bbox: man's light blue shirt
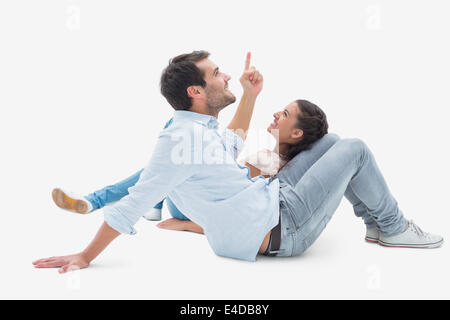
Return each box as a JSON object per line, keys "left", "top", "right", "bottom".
{"left": 104, "top": 110, "right": 280, "bottom": 261}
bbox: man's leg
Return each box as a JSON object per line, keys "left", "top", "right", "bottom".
{"left": 53, "top": 169, "right": 188, "bottom": 221}
{"left": 85, "top": 169, "right": 145, "bottom": 210}
{"left": 53, "top": 118, "right": 177, "bottom": 215}
{"left": 166, "top": 198, "right": 189, "bottom": 221}
{"left": 53, "top": 169, "right": 165, "bottom": 216}
{"left": 277, "top": 133, "right": 378, "bottom": 231}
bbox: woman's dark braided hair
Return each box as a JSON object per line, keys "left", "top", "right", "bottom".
{"left": 282, "top": 99, "right": 329, "bottom": 162}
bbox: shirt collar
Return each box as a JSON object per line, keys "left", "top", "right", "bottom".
{"left": 173, "top": 110, "right": 219, "bottom": 129}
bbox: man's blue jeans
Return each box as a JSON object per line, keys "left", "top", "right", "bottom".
{"left": 274, "top": 134, "right": 407, "bottom": 257}
{"left": 84, "top": 117, "right": 188, "bottom": 220}
{"left": 84, "top": 169, "right": 189, "bottom": 220}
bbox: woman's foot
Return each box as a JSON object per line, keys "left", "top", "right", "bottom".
{"left": 52, "top": 188, "right": 93, "bottom": 214}
{"left": 365, "top": 227, "right": 379, "bottom": 243}
{"left": 378, "top": 220, "right": 443, "bottom": 249}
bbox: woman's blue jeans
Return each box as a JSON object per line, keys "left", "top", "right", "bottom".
{"left": 85, "top": 132, "right": 407, "bottom": 257}
{"left": 274, "top": 134, "right": 407, "bottom": 257}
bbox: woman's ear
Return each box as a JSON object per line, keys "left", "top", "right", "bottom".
{"left": 291, "top": 128, "right": 304, "bottom": 140}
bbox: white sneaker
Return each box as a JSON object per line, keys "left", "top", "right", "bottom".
{"left": 143, "top": 208, "right": 162, "bottom": 221}
{"left": 378, "top": 220, "right": 443, "bottom": 249}
{"left": 365, "top": 227, "right": 379, "bottom": 243}
{"left": 52, "top": 188, "right": 93, "bottom": 214}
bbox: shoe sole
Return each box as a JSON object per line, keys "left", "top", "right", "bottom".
{"left": 365, "top": 237, "right": 379, "bottom": 244}
{"left": 52, "top": 188, "right": 88, "bottom": 214}
{"left": 378, "top": 239, "right": 443, "bottom": 249}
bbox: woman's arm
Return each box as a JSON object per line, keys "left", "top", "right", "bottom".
{"left": 245, "top": 162, "right": 269, "bottom": 178}
{"left": 157, "top": 163, "right": 267, "bottom": 234}
{"left": 33, "top": 221, "right": 120, "bottom": 273}
{"left": 227, "top": 52, "right": 263, "bottom": 140}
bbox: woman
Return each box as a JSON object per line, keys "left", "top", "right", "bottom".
{"left": 51, "top": 99, "right": 443, "bottom": 252}
{"left": 36, "top": 50, "right": 443, "bottom": 276}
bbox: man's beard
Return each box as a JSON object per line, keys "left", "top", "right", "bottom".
{"left": 205, "top": 86, "right": 236, "bottom": 116}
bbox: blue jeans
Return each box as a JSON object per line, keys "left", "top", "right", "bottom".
{"left": 85, "top": 169, "right": 189, "bottom": 220}
{"left": 84, "top": 117, "right": 188, "bottom": 220}
{"left": 275, "top": 134, "right": 407, "bottom": 257}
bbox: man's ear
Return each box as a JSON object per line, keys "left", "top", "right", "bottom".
{"left": 187, "top": 85, "right": 204, "bottom": 99}
{"left": 291, "top": 128, "right": 304, "bottom": 140}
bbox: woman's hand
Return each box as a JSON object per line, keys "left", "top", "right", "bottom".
{"left": 157, "top": 218, "right": 204, "bottom": 234}
{"left": 240, "top": 52, "right": 263, "bottom": 97}
{"left": 33, "top": 253, "right": 90, "bottom": 274}
{"left": 157, "top": 218, "right": 189, "bottom": 231}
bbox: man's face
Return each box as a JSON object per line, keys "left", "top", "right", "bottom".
{"left": 195, "top": 59, "right": 236, "bottom": 113}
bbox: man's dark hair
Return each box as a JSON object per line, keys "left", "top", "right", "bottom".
{"left": 160, "top": 50, "right": 210, "bottom": 110}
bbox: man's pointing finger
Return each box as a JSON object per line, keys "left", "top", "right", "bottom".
{"left": 245, "top": 52, "right": 251, "bottom": 70}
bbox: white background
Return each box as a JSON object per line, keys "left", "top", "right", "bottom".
{"left": 1, "top": 0, "right": 449, "bottom": 299}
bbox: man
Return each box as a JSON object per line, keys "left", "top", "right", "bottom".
{"left": 33, "top": 51, "right": 442, "bottom": 273}
{"left": 34, "top": 51, "right": 274, "bottom": 273}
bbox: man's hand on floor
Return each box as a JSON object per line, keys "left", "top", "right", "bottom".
{"left": 33, "top": 253, "right": 90, "bottom": 274}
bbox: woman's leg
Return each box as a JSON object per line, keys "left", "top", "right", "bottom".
{"left": 276, "top": 134, "right": 340, "bottom": 186}
{"left": 277, "top": 133, "right": 378, "bottom": 229}
{"left": 279, "top": 138, "right": 408, "bottom": 256}
{"left": 344, "top": 186, "right": 378, "bottom": 229}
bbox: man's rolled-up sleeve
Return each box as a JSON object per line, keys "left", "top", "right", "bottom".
{"left": 104, "top": 129, "right": 197, "bottom": 235}
{"left": 221, "top": 128, "right": 245, "bottom": 160}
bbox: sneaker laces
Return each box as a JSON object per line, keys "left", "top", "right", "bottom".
{"left": 409, "top": 220, "right": 430, "bottom": 238}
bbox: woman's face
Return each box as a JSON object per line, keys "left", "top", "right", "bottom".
{"left": 267, "top": 101, "right": 304, "bottom": 144}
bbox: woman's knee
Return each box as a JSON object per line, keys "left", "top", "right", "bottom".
{"left": 340, "top": 138, "right": 369, "bottom": 157}
{"left": 316, "top": 133, "right": 340, "bottom": 149}
{"left": 324, "top": 133, "right": 340, "bottom": 143}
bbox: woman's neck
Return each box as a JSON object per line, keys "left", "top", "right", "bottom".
{"left": 273, "top": 143, "right": 289, "bottom": 158}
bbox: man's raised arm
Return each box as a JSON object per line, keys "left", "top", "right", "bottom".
{"left": 227, "top": 52, "right": 264, "bottom": 140}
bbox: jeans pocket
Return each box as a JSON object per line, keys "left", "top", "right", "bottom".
{"left": 291, "top": 232, "right": 306, "bottom": 256}
{"left": 284, "top": 196, "right": 311, "bottom": 231}
{"left": 282, "top": 175, "right": 329, "bottom": 230}
{"left": 298, "top": 175, "right": 328, "bottom": 214}
{"left": 302, "top": 216, "right": 329, "bottom": 253}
